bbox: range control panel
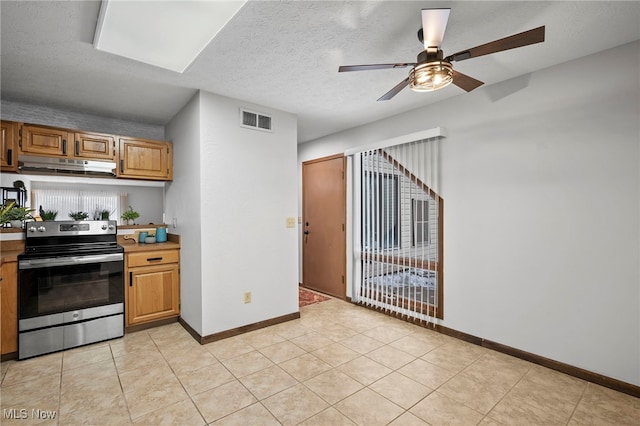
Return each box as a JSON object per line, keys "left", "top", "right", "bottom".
{"left": 26, "top": 220, "right": 117, "bottom": 238}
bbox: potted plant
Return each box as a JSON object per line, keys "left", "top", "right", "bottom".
{"left": 121, "top": 206, "right": 140, "bottom": 225}
{"left": 69, "top": 211, "right": 89, "bottom": 220}
{"left": 39, "top": 205, "right": 58, "bottom": 221}
{"left": 1, "top": 202, "right": 35, "bottom": 228}
{"left": 93, "top": 208, "right": 112, "bottom": 220}
{"left": 0, "top": 201, "right": 17, "bottom": 226}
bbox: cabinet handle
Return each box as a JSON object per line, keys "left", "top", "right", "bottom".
{"left": 147, "top": 257, "right": 163, "bottom": 262}
{"left": 120, "top": 159, "right": 124, "bottom": 173}
{"left": 129, "top": 271, "right": 132, "bottom": 286}
{"left": 75, "top": 140, "right": 80, "bottom": 156}
{"left": 7, "top": 149, "right": 12, "bottom": 165}
{"left": 62, "top": 139, "right": 67, "bottom": 155}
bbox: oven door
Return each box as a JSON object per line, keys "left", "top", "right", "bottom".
{"left": 18, "top": 253, "right": 124, "bottom": 327}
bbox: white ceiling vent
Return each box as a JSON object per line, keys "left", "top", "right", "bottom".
{"left": 240, "top": 109, "right": 272, "bottom": 132}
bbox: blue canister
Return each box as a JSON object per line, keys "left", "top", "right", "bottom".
{"left": 156, "top": 227, "right": 167, "bottom": 243}
{"left": 138, "top": 232, "right": 148, "bottom": 243}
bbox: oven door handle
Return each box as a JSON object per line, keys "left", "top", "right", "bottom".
{"left": 19, "top": 253, "right": 124, "bottom": 269}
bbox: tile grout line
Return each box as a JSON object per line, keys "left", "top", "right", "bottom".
{"left": 565, "top": 380, "right": 589, "bottom": 425}
{"left": 10, "top": 300, "right": 637, "bottom": 425}
{"left": 330, "top": 323, "right": 495, "bottom": 425}
{"left": 108, "top": 335, "right": 135, "bottom": 424}
{"left": 233, "top": 335, "right": 311, "bottom": 425}
{"left": 436, "top": 351, "right": 504, "bottom": 423}
{"left": 481, "top": 361, "right": 534, "bottom": 424}
{"left": 55, "top": 355, "right": 62, "bottom": 426}
{"left": 149, "top": 330, "right": 210, "bottom": 425}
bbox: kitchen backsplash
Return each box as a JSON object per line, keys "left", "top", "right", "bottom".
{"left": 1, "top": 174, "right": 164, "bottom": 226}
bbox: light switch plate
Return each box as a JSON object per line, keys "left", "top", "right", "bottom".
{"left": 286, "top": 217, "right": 296, "bottom": 228}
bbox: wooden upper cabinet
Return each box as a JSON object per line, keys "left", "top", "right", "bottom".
{"left": 1, "top": 120, "right": 18, "bottom": 172}
{"left": 118, "top": 137, "right": 173, "bottom": 181}
{"left": 12, "top": 121, "right": 172, "bottom": 181}
{"left": 21, "top": 124, "right": 116, "bottom": 161}
{"left": 74, "top": 131, "right": 116, "bottom": 160}
{"left": 20, "top": 124, "right": 71, "bottom": 157}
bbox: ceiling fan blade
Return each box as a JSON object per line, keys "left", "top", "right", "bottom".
{"left": 452, "top": 70, "right": 484, "bottom": 92}
{"left": 446, "top": 26, "right": 545, "bottom": 62}
{"left": 339, "top": 63, "right": 415, "bottom": 72}
{"left": 377, "top": 77, "right": 410, "bottom": 101}
{"left": 421, "top": 8, "right": 450, "bottom": 49}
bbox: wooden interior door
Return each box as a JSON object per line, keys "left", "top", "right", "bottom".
{"left": 302, "top": 154, "right": 346, "bottom": 298}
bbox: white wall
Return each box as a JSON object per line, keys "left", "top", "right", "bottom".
{"left": 165, "top": 93, "right": 203, "bottom": 333}
{"left": 166, "top": 91, "right": 299, "bottom": 337}
{"left": 298, "top": 41, "right": 640, "bottom": 386}
{"left": 198, "top": 92, "right": 299, "bottom": 336}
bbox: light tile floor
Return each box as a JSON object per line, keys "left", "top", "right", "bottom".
{"left": 1, "top": 298, "right": 639, "bottom": 425}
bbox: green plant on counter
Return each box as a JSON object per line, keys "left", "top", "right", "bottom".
{"left": 1, "top": 202, "right": 35, "bottom": 224}
{"left": 93, "top": 208, "right": 113, "bottom": 220}
{"left": 0, "top": 201, "right": 17, "bottom": 224}
{"left": 39, "top": 205, "right": 58, "bottom": 221}
{"left": 120, "top": 206, "right": 140, "bottom": 222}
{"left": 69, "top": 211, "right": 89, "bottom": 220}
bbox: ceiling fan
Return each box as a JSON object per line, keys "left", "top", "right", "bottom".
{"left": 338, "top": 9, "right": 545, "bottom": 101}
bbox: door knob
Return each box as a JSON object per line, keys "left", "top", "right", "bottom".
{"left": 304, "top": 230, "right": 309, "bottom": 235}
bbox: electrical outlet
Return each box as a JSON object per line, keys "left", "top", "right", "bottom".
{"left": 286, "top": 217, "right": 296, "bottom": 228}
{"left": 243, "top": 292, "right": 251, "bottom": 304}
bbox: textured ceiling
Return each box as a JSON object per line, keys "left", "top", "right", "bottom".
{"left": 1, "top": 1, "right": 639, "bottom": 143}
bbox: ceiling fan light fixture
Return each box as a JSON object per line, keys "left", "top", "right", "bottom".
{"left": 409, "top": 61, "right": 453, "bottom": 92}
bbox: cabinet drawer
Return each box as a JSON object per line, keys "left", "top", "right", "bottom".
{"left": 127, "top": 250, "right": 179, "bottom": 267}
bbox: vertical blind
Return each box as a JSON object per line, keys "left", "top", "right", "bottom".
{"left": 355, "top": 137, "right": 442, "bottom": 323}
{"left": 32, "top": 189, "right": 127, "bottom": 222}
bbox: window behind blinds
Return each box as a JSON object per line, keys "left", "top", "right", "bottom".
{"left": 32, "top": 189, "right": 127, "bottom": 222}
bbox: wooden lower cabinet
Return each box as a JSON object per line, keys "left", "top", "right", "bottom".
{"left": 126, "top": 249, "right": 180, "bottom": 326}
{"left": 1, "top": 261, "right": 18, "bottom": 355}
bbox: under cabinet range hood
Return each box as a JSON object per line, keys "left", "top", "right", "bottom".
{"left": 18, "top": 155, "right": 116, "bottom": 176}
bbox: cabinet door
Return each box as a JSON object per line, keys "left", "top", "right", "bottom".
{"left": 0, "top": 121, "right": 18, "bottom": 172}
{"left": 74, "top": 131, "right": 116, "bottom": 160}
{"left": 118, "top": 137, "right": 172, "bottom": 180}
{"left": 1, "top": 262, "right": 18, "bottom": 355}
{"left": 127, "top": 263, "right": 179, "bottom": 326}
{"left": 21, "top": 124, "right": 72, "bottom": 156}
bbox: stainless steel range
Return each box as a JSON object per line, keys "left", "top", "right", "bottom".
{"left": 18, "top": 220, "right": 124, "bottom": 359}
